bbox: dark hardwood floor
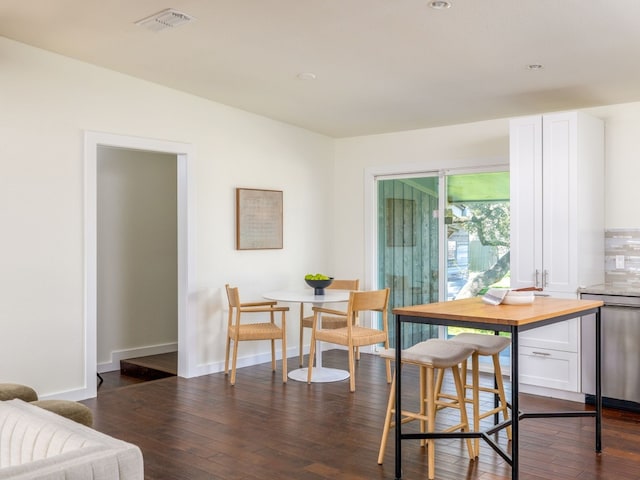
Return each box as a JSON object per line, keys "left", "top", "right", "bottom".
{"left": 82, "top": 350, "right": 640, "bottom": 480}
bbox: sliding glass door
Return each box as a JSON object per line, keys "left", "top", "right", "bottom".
{"left": 443, "top": 172, "right": 512, "bottom": 367}
{"left": 377, "top": 169, "right": 510, "bottom": 348}
{"left": 378, "top": 176, "right": 440, "bottom": 345}
{"left": 445, "top": 172, "right": 511, "bottom": 300}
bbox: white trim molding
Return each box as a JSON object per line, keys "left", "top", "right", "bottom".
{"left": 97, "top": 343, "right": 179, "bottom": 373}
{"left": 83, "top": 131, "right": 197, "bottom": 400}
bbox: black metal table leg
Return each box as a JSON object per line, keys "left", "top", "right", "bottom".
{"left": 395, "top": 313, "right": 403, "bottom": 480}
{"left": 595, "top": 307, "right": 602, "bottom": 453}
{"left": 511, "top": 326, "right": 519, "bottom": 480}
{"left": 494, "top": 330, "right": 500, "bottom": 425}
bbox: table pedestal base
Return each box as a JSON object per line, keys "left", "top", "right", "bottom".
{"left": 288, "top": 367, "right": 350, "bottom": 383}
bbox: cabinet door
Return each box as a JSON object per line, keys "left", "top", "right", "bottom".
{"left": 541, "top": 112, "right": 577, "bottom": 293}
{"left": 519, "top": 346, "right": 579, "bottom": 391}
{"left": 519, "top": 317, "right": 579, "bottom": 352}
{"left": 509, "top": 116, "right": 543, "bottom": 289}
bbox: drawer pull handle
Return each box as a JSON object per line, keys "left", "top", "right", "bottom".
{"left": 532, "top": 351, "right": 551, "bottom": 356}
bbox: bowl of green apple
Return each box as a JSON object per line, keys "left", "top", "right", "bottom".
{"left": 304, "top": 274, "right": 334, "bottom": 295}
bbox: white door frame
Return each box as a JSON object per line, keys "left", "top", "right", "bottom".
{"left": 83, "top": 131, "right": 197, "bottom": 399}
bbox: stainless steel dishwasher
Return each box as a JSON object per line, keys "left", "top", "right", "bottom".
{"left": 581, "top": 292, "right": 640, "bottom": 411}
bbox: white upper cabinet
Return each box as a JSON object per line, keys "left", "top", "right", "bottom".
{"left": 510, "top": 111, "right": 605, "bottom": 296}
{"left": 511, "top": 111, "right": 605, "bottom": 397}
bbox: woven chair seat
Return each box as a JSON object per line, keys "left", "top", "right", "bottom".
{"left": 380, "top": 339, "right": 475, "bottom": 369}
{"left": 229, "top": 322, "right": 284, "bottom": 341}
{"left": 449, "top": 332, "right": 510, "bottom": 355}
{"left": 315, "top": 325, "right": 388, "bottom": 347}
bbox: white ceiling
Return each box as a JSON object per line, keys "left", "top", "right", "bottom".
{"left": 2, "top": 0, "right": 640, "bottom": 138}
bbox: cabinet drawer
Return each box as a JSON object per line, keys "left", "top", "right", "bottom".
{"left": 519, "top": 317, "right": 579, "bottom": 352}
{"left": 518, "top": 347, "right": 579, "bottom": 391}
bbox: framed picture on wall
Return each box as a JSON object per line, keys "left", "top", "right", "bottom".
{"left": 236, "top": 188, "right": 283, "bottom": 250}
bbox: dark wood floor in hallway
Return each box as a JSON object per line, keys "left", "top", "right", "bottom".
{"left": 82, "top": 350, "right": 640, "bottom": 480}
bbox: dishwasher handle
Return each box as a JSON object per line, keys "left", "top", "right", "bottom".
{"left": 601, "top": 302, "right": 640, "bottom": 309}
{"left": 580, "top": 294, "right": 640, "bottom": 309}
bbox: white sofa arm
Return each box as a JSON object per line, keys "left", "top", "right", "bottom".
{"left": 0, "top": 399, "right": 143, "bottom": 479}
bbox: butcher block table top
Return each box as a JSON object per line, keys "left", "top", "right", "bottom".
{"left": 393, "top": 295, "right": 603, "bottom": 328}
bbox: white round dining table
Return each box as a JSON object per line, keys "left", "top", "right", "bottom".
{"left": 263, "top": 289, "right": 351, "bottom": 383}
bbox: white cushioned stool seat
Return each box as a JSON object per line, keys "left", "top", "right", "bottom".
{"left": 380, "top": 338, "right": 475, "bottom": 368}
{"left": 378, "top": 339, "right": 475, "bottom": 479}
{"left": 449, "top": 332, "right": 511, "bottom": 356}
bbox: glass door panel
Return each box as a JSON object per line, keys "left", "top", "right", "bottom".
{"left": 378, "top": 177, "right": 439, "bottom": 347}
{"left": 444, "top": 171, "right": 511, "bottom": 367}
{"left": 445, "top": 172, "right": 511, "bottom": 300}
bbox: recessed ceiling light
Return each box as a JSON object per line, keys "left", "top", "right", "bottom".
{"left": 135, "top": 8, "right": 195, "bottom": 32}
{"left": 429, "top": 1, "right": 452, "bottom": 9}
{"left": 527, "top": 64, "right": 544, "bottom": 70}
{"left": 297, "top": 72, "right": 317, "bottom": 81}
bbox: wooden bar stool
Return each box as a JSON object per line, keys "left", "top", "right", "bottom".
{"left": 377, "top": 339, "right": 476, "bottom": 480}
{"left": 435, "top": 332, "right": 511, "bottom": 456}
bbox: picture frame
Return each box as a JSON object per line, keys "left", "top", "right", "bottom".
{"left": 236, "top": 188, "right": 283, "bottom": 250}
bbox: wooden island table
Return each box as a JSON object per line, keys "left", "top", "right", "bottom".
{"left": 392, "top": 295, "right": 604, "bottom": 480}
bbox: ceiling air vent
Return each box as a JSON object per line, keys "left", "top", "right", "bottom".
{"left": 135, "top": 8, "right": 195, "bottom": 32}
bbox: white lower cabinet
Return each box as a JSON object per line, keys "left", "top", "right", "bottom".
{"left": 519, "top": 318, "right": 579, "bottom": 352}
{"left": 518, "top": 346, "right": 579, "bottom": 392}
{"left": 518, "top": 316, "right": 580, "bottom": 393}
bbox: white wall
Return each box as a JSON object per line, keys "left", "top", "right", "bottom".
{"left": 97, "top": 147, "right": 178, "bottom": 371}
{"left": 583, "top": 102, "right": 640, "bottom": 228}
{"left": 0, "top": 37, "right": 334, "bottom": 398}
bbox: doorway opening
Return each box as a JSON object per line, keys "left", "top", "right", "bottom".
{"left": 96, "top": 146, "right": 178, "bottom": 393}
{"left": 84, "top": 131, "right": 196, "bottom": 399}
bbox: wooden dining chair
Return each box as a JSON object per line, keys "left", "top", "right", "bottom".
{"left": 298, "top": 279, "right": 360, "bottom": 367}
{"left": 307, "top": 288, "right": 392, "bottom": 392}
{"left": 224, "top": 284, "right": 289, "bottom": 385}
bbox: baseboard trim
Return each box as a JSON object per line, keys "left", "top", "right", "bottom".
{"left": 519, "top": 383, "right": 584, "bottom": 403}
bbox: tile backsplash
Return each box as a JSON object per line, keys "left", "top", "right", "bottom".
{"left": 605, "top": 229, "right": 640, "bottom": 286}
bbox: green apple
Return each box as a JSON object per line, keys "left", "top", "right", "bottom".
{"left": 305, "top": 273, "right": 330, "bottom": 280}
